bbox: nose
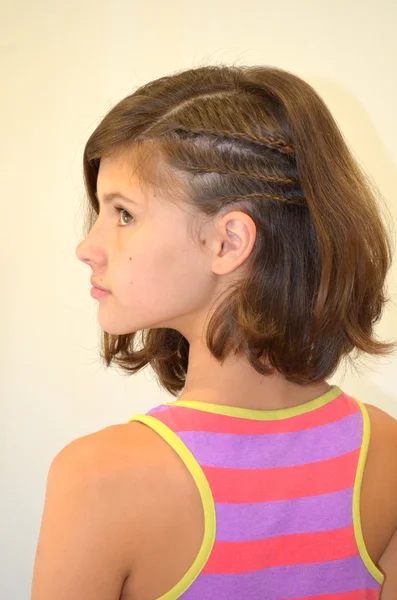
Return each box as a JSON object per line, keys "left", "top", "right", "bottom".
{"left": 75, "top": 231, "right": 102, "bottom": 267}
{"left": 75, "top": 237, "right": 89, "bottom": 263}
{"left": 75, "top": 215, "right": 108, "bottom": 269}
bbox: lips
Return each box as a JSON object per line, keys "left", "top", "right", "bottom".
{"left": 90, "top": 278, "right": 110, "bottom": 292}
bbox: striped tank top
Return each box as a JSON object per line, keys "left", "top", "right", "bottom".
{"left": 128, "top": 385, "right": 384, "bottom": 599}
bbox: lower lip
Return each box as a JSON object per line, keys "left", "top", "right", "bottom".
{"left": 90, "top": 286, "right": 110, "bottom": 299}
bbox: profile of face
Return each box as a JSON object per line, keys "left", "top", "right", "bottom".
{"left": 75, "top": 152, "right": 256, "bottom": 341}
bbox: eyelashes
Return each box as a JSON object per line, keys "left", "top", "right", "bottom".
{"left": 114, "top": 206, "right": 135, "bottom": 226}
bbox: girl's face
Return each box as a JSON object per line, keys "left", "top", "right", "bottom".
{"left": 76, "top": 152, "right": 217, "bottom": 340}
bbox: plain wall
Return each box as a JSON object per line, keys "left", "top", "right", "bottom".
{"left": 1, "top": 1, "right": 397, "bottom": 597}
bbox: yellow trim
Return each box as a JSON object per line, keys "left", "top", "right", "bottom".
{"left": 127, "top": 414, "right": 216, "bottom": 599}
{"left": 165, "top": 385, "right": 343, "bottom": 420}
{"left": 352, "top": 399, "right": 385, "bottom": 585}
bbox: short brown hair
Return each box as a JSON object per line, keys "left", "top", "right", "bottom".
{"left": 82, "top": 64, "right": 396, "bottom": 396}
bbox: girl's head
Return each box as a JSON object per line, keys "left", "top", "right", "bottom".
{"left": 76, "top": 64, "right": 396, "bottom": 395}
{"left": 78, "top": 146, "right": 248, "bottom": 342}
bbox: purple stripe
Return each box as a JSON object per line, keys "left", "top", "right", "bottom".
{"left": 146, "top": 405, "right": 169, "bottom": 416}
{"left": 215, "top": 487, "right": 353, "bottom": 541}
{"left": 180, "top": 555, "right": 380, "bottom": 599}
{"left": 177, "top": 411, "right": 362, "bottom": 469}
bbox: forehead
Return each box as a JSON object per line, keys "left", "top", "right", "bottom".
{"left": 96, "top": 152, "right": 150, "bottom": 201}
{"left": 96, "top": 147, "right": 195, "bottom": 214}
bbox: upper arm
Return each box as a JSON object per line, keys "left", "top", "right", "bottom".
{"left": 31, "top": 428, "right": 135, "bottom": 600}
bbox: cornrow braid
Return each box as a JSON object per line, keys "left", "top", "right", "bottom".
{"left": 215, "top": 192, "right": 306, "bottom": 206}
{"left": 174, "top": 127, "right": 295, "bottom": 155}
{"left": 193, "top": 167, "right": 299, "bottom": 185}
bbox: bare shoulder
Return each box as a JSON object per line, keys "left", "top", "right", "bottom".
{"left": 365, "top": 403, "right": 397, "bottom": 596}
{"left": 364, "top": 401, "right": 397, "bottom": 467}
{"left": 364, "top": 401, "right": 397, "bottom": 428}
{"left": 362, "top": 402, "right": 397, "bottom": 551}
{"left": 32, "top": 420, "right": 197, "bottom": 600}
{"left": 52, "top": 419, "right": 195, "bottom": 547}
{"left": 55, "top": 420, "right": 203, "bottom": 599}
{"left": 364, "top": 402, "right": 397, "bottom": 502}
{"left": 54, "top": 419, "right": 188, "bottom": 485}
{"left": 55, "top": 417, "right": 199, "bottom": 511}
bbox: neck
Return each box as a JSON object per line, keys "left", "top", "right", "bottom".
{"left": 178, "top": 338, "right": 332, "bottom": 411}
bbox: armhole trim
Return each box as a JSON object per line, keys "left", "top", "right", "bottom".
{"left": 128, "top": 414, "right": 217, "bottom": 600}
{"left": 352, "top": 399, "right": 385, "bottom": 585}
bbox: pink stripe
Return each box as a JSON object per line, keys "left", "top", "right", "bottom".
{"left": 203, "top": 448, "right": 359, "bottom": 502}
{"left": 150, "top": 391, "right": 358, "bottom": 435}
{"left": 290, "top": 591, "right": 380, "bottom": 600}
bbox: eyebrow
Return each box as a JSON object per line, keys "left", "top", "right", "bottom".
{"left": 95, "top": 192, "right": 139, "bottom": 206}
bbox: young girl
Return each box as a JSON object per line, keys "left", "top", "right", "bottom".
{"left": 31, "top": 64, "right": 397, "bottom": 599}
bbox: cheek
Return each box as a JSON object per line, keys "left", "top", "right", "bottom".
{"left": 124, "top": 236, "right": 211, "bottom": 309}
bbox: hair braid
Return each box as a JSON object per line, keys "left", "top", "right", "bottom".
{"left": 174, "top": 127, "right": 295, "bottom": 155}
{"left": 190, "top": 167, "right": 299, "bottom": 185}
{"left": 215, "top": 191, "right": 305, "bottom": 205}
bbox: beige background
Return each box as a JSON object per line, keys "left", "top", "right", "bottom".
{"left": 1, "top": 1, "right": 397, "bottom": 598}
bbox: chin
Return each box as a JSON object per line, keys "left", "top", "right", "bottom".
{"left": 97, "top": 319, "right": 137, "bottom": 336}
{"left": 97, "top": 309, "right": 175, "bottom": 335}
{"left": 99, "top": 318, "right": 159, "bottom": 336}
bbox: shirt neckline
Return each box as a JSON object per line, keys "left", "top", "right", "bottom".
{"left": 165, "top": 385, "right": 343, "bottom": 421}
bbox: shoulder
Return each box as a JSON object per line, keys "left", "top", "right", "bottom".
{"left": 45, "top": 421, "right": 164, "bottom": 550}
{"left": 42, "top": 420, "right": 186, "bottom": 557}
{"left": 51, "top": 415, "right": 195, "bottom": 511}
{"left": 363, "top": 402, "right": 397, "bottom": 476}
{"left": 363, "top": 402, "right": 397, "bottom": 531}
{"left": 51, "top": 418, "right": 182, "bottom": 489}
{"left": 32, "top": 420, "right": 189, "bottom": 599}
{"left": 364, "top": 404, "right": 397, "bottom": 595}
{"left": 363, "top": 401, "right": 397, "bottom": 457}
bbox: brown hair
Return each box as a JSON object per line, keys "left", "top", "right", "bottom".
{"left": 82, "top": 64, "right": 396, "bottom": 396}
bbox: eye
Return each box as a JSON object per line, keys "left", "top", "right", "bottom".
{"left": 114, "top": 206, "right": 134, "bottom": 226}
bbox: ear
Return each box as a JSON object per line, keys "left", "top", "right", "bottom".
{"left": 211, "top": 210, "right": 257, "bottom": 276}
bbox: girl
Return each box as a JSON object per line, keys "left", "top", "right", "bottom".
{"left": 32, "top": 64, "right": 397, "bottom": 599}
